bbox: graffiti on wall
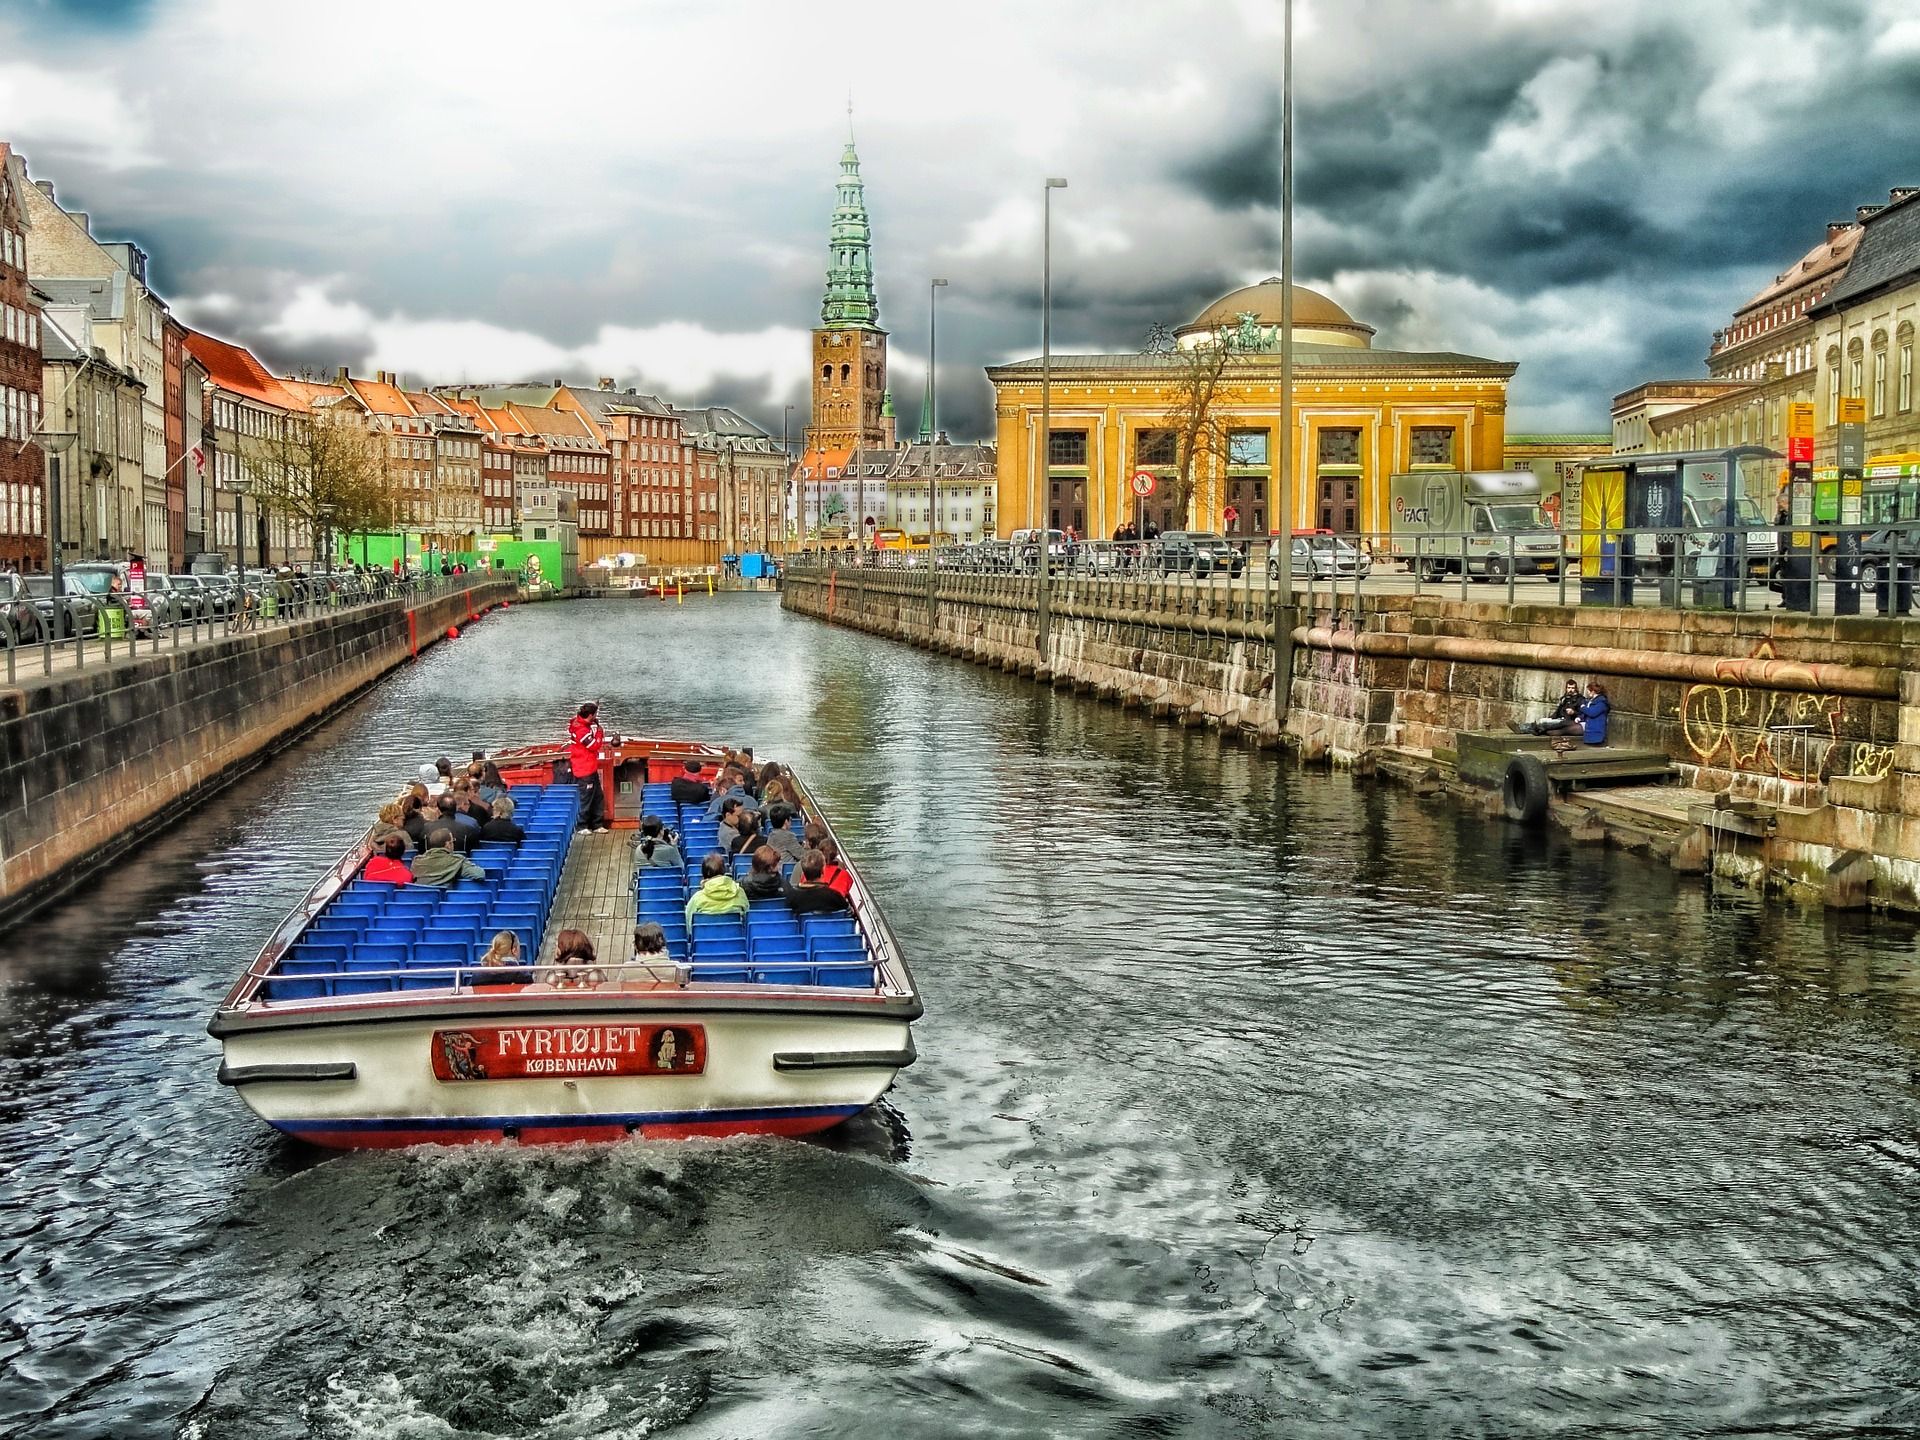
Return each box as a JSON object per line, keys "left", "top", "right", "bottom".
{"left": 1677, "top": 640, "right": 1888, "bottom": 783}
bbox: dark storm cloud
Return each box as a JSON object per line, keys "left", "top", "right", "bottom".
{"left": 1176, "top": 95, "right": 1280, "bottom": 210}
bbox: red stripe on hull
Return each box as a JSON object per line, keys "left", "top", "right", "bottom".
{"left": 284, "top": 1111, "right": 854, "bottom": 1150}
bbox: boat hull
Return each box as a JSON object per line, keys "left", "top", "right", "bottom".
{"left": 217, "top": 1003, "right": 913, "bottom": 1149}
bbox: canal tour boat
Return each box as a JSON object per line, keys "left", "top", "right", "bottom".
{"left": 208, "top": 738, "right": 921, "bottom": 1148}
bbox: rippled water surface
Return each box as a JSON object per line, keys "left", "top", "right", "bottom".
{"left": 3, "top": 595, "right": 1920, "bottom": 1438}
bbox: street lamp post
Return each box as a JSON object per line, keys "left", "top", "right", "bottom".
{"left": 1273, "top": 0, "right": 1295, "bottom": 724}
{"left": 40, "top": 431, "right": 78, "bottom": 639}
{"left": 318, "top": 502, "right": 338, "bottom": 578}
{"left": 1037, "top": 178, "right": 1066, "bottom": 657}
{"left": 230, "top": 472, "right": 252, "bottom": 582}
{"left": 927, "top": 277, "right": 948, "bottom": 614}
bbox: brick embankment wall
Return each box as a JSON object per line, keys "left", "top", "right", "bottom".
{"left": 0, "top": 581, "right": 514, "bottom": 927}
{"left": 783, "top": 569, "right": 1920, "bottom": 911}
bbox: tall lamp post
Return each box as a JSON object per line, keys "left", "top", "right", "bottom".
{"left": 40, "top": 430, "right": 78, "bottom": 639}
{"left": 1036, "top": 177, "right": 1067, "bottom": 656}
{"left": 230, "top": 471, "right": 252, "bottom": 582}
{"left": 1272, "top": 0, "right": 1295, "bottom": 723}
{"left": 927, "top": 276, "right": 948, "bottom": 612}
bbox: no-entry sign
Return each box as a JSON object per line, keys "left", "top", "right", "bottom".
{"left": 1130, "top": 470, "right": 1157, "bottom": 498}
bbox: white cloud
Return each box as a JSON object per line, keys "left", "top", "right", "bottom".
{"left": 0, "top": 62, "right": 150, "bottom": 167}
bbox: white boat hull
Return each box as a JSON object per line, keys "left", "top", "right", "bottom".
{"left": 217, "top": 1001, "right": 914, "bottom": 1148}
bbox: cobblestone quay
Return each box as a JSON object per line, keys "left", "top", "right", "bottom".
{"left": 783, "top": 564, "right": 1920, "bottom": 910}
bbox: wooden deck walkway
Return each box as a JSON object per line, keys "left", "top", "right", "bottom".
{"left": 538, "top": 831, "right": 637, "bottom": 966}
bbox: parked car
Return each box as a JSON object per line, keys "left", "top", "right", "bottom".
{"left": 1854, "top": 526, "right": 1920, "bottom": 592}
{"left": 23, "top": 574, "right": 102, "bottom": 637}
{"left": 1, "top": 572, "right": 46, "bottom": 643}
{"left": 1155, "top": 531, "right": 1245, "bottom": 578}
{"left": 1275, "top": 533, "right": 1374, "bottom": 580}
{"left": 168, "top": 574, "right": 217, "bottom": 619}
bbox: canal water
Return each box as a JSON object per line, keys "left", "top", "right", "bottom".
{"left": 3, "top": 595, "right": 1919, "bottom": 1438}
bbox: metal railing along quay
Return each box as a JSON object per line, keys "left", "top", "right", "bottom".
{"left": 784, "top": 524, "right": 1920, "bottom": 621}
{"left": 0, "top": 571, "right": 505, "bottom": 687}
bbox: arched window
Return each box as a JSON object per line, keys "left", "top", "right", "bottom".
{"left": 840, "top": 364, "right": 851, "bottom": 384}
{"left": 821, "top": 363, "right": 831, "bottom": 380}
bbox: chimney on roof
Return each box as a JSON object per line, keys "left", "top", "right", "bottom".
{"left": 335, "top": 366, "right": 349, "bottom": 384}
{"left": 1828, "top": 222, "right": 1853, "bottom": 241}
{"left": 597, "top": 377, "right": 614, "bottom": 390}
{"left": 1858, "top": 203, "right": 1885, "bottom": 223}
{"left": 552, "top": 378, "right": 563, "bottom": 388}
{"left": 1891, "top": 186, "right": 1920, "bottom": 205}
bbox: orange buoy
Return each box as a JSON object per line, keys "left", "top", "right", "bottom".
{"left": 446, "top": 625, "right": 460, "bottom": 640}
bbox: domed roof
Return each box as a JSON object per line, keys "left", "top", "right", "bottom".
{"left": 1176, "top": 276, "right": 1376, "bottom": 345}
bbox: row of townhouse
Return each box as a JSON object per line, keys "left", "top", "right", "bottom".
{"left": 0, "top": 144, "right": 790, "bottom": 576}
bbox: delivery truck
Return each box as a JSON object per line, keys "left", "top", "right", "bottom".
{"left": 1387, "top": 470, "right": 1562, "bottom": 580}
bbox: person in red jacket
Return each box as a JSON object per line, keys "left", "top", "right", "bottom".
{"left": 567, "top": 702, "right": 612, "bottom": 833}
{"left": 363, "top": 834, "right": 413, "bottom": 883}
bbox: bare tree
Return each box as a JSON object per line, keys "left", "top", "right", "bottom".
{"left": 246, "top": 405, "right": 392, "bottom": 562}
{"left": 1159, "top": 322, "right": 1244, "bottom": 527}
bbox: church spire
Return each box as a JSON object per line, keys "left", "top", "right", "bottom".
{"left": 821, "top": 134, "right": 880, "bottom": 329}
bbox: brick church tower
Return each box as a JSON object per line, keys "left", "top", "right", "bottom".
{"left": 804, "top": 135, "right": 892, "bottom": 454}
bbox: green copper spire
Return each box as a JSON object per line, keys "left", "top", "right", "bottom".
{"left": 821, "top": 137, "right": 880, "bottom": 329}
{"left": 881, "top": 388, "right": 895, "bottom": 418}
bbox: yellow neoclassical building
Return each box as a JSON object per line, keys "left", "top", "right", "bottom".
{"left": 988, "top": 278, "right": 1517, "bottom": 539}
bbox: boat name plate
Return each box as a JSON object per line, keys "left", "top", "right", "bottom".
{"left": 430, "top": 1023, "right": 707, "bottom": 1081}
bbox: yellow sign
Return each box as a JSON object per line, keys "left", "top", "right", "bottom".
{"left": 1787, "top": 402, "right": 1816, "bottom": 440}
{"left": 1791, "top": 530, "right": 1812, "bottom": 548}
{"left": 1842, "top": 478, "right": 1863, "bottom": 497}
{"left": 1838, "top": 396, "right": 1866, "bottom": 425}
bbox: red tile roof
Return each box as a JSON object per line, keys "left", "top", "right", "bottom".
{"left": 183, "top": 329, "right": 298, "bottom": 409}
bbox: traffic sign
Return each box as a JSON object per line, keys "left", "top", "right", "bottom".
{"left": 1838, "top": 396, "right": 1867, "bottom": 425}
{"left": 1787, "top": 401, "right": 1816, "bottom": 440}
{"left": 1787, "top": 435, "right": 1814, "bottom": 463}
{"left": 1130, "top": 470, "right": 1157, "bottom": 498}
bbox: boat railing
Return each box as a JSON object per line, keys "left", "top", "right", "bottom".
{"left": 255, "top": 956, "right": 889, "bottom": 1002}
{"left": 783, "top": 773, "right": 918, "bottom": 1003}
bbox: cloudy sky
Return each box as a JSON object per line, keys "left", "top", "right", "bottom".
{"left": 4, "top": 0, "right": 1918, "bottom": 440}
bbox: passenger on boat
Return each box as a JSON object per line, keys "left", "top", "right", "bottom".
{"left": 362, "top": 834, "right": 414, "bottom": 884}
{"left": 702, "top": 767, "right": 752, "bottom": 819}
{"left": 784, "top": 850, "right": 850, "bottom": 914}
{"left": 626, "top": 923, "right": 679, "bottom": 985}
{"left": 742, "top": 846, "right": 786, "bottom": 900}
{"left": 669, "top": 759, "right": 712, "bottom": 806}
{"left": 401, "top": 792, "right": 430, "bottom": 846}
{"left": 713, "top": 795, "right": 745, "bottom": 842}
{"left": 369, "top": 801, "right": 415, "bottom": 855}
{"left": 471, "top": 930, "right": 532, "bottom": 985}
{"left": 435, "top": 756, "right": 455, "bottom": 786}
{"left": 685, "top": 852, "right": 750, "bottom": 925}
{"left": 634, "top": 815, "right": 683, "bottom": 870}
{"left": 756, "top": 761, "right": 783, "bottom": 800}
{"left": 412, "top": 827, "right": 486, "bottom": 887}
{"left": 478, "top": 797, "right": 525, "bottom": 844}
{"left": 567, "top": 703, "right": 612, "bottom": 833}
{"left": 550, "top": 928, "right": 606, "bottom": 988}
{"left": 814, "top": 835, "right": 855, "bottom": 898}
{"left": 728, "top": 810, "right": 764, "bottom": 856}
{"left": 436, "top": 793, "right": 480, "bottom": 850}
{"left": 475, "top": 761, "right": 510, "bottom": 806}
{"left": 452, "top": 779, "right": 492, "bottom": 828}
{"left": 765, "top": 804, "right": 804, "bottom": 863}
{"left": 417, "top": 762, "right": 447, "bottom": 797}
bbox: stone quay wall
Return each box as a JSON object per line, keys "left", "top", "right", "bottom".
{"left": 782, "top": 566, "right": 1920, "bottom": 910}
{"left": 0, "top": 580, "right": 514, "bottom": 926}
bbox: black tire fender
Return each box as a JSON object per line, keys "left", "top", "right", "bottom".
{"left": 1502, "top": 752, "right": 1551, "bottom": 825}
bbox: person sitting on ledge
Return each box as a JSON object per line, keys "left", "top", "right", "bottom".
{"left": 669, "top": 758, "right": 712, "bottom": 806}
{"left": 742, "top": 845, "right": 786, "bottom": 900}
{"left": 363, "top": 833, "right": 413, "bottom": 884}
{"left": 478, "top": 796, "right": 525, "bottom": 844}
{"left": 784, "top": 850, "right": 850, "bottom": 914}
{"left": 1509, "top": 680, "right": 1584, "bottom": 737}
{"left": 1580, "top": 679, "right": 1611, "bottom": 746}
{"left": 634, "top": 815, "right": 683, "bottom": 870}
{"left": 685, "top": 852, "right": 749, "bottom": 926}
{"left": 413, "top": 827, "right": 486, "bottom": 887}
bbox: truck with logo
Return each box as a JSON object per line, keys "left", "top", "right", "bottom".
{"left": 1387, "top": 470, "right": 1562, "bottom": 580}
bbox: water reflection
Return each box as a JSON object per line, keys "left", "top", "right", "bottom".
{"left": 0, "top": 594, "right": 1917, "bottom": 1436}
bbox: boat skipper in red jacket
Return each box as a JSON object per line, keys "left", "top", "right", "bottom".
{"left": 567, "top": 702, "right": 612, "bottom": 832}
